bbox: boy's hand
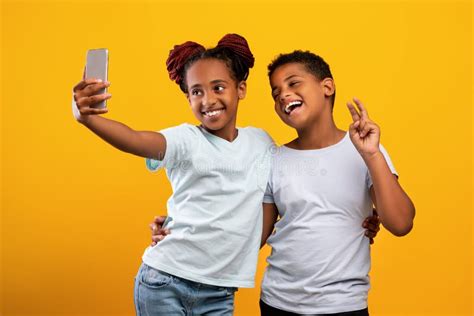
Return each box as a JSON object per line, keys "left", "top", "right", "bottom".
{"left": 150, "top": 216, "right": 171, "bottom": 246}
{"left": 72, "top": 78, "right": 111, "bottom": 123}
{"left": 363, "top": 209, "right": 381, "bottom": 244}
{"left": 347, "top": 98, "right": 381, "bottom": 160}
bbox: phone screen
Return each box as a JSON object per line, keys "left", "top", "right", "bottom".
{"left": 85, "top": 48, "right": 108, "bottom": 109}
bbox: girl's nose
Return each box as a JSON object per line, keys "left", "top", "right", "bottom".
{"left": 203, "top": 94, "right": 217, "bottom": 106}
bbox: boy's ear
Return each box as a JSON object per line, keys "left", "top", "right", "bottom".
{"left": 321, "top": 78, "right": 335, "bottom": 97}
{"left": 237, "top": 81, "right": 247, "bottom": 100}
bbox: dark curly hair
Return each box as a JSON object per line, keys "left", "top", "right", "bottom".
{"left": 166, "top": 34, "right": 254, "bottom": 93}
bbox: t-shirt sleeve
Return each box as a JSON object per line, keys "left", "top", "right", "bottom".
{"left": 145, "top": 124, "right": 197, "bottom": 172}
{"left": 263, "top": 181, "right": 275, "bottom": 204}
{"left": 366, "top": 143, "right": 399, "bottom": 189}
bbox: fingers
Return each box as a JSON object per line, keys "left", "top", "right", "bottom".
{"left": 372, "top": 208, "right": 379, "bottom": 217}
{"left": 150, "top": 216, "right": 170, "bottom": 237}
{"left": 76, "top": 93, "right": 111, "bottom": 113}
{"left": 363, "top": 212, "right": 381, "bottom": 243}
{"left": 151, "top": 230, "right": 169, "bottom": 241}
{"left": 353, "top": 97, "right": 368, "bottom": 120}
{"left": 83, "top": 81, "right": 110, "bottom": 96}
{"left": 359, "top": 119, "right": 378, "bottom": 139}
{"left": 74, "top": 82, "right": 110, "bottom": 100}
{"left": 364, "top": 221, "right": 380, "bottom": 233}
{"left": 365, "top": 228, "right": 378, "bottom": 240}
{"left": 149, "top": 216, "right": 170, "bottom": 246}
{"left": 346, "top": 102, "right": 360, "bottom": 123}
{"left": 73, "top": 78, "right": 105, "bottom": 93}
{"left": 150, "top": 227, "right": 170, "bottom": 246}
{"left": 153, "top": 216, "right": 167, "bottom": 225}
{"left": 347, "top": 98, "right": 372, "bottom": 138}
{"left": 349, "top": 120, "right": 360, "bottom": 138}
{"left": 77, "top": 107, "right": 109, "bottom": 115}
{"left": 150, "top": 225, "right": 170, "bottom": 236}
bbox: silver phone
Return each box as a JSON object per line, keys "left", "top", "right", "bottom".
{"left": 85, "top": 48, "right": 108, "bottom": 109}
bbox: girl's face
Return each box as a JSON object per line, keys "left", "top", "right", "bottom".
{"left": 185, "top": 58, "right": 246, "bottom": 138}
{"left": 269, "top": 62, "right": 334, "bottom": 130}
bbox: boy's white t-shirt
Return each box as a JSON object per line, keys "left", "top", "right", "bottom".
{"left": 261, "top": 132, "right": 397, "bottom": 314}
{"left": 143, "top": 123, "right": 272, "bottom": 288}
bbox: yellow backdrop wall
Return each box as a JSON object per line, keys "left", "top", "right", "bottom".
{"left": 1, "top": 0, "right": 472, "bottom": 315}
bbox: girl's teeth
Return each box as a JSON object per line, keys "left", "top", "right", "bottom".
{"left": 205, "top": 109, "right": 223, "bottom": 117}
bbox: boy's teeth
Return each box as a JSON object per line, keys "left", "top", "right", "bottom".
{"left": 285, "top": 101, "right": 302, "bottom": 114}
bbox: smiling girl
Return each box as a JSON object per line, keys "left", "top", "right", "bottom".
{"left": 72, "top": 34, "right": 273, "bottom": 315}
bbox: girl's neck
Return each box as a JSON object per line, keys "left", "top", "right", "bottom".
{"left": 201, "top": 118, "right": 238, "bottom": 142}
{"left": 289, "top": 113, "right": 345, "bottom": 150}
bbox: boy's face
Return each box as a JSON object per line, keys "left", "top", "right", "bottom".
{"left": 185, "top": 58, "right": 246, "bottom": 134}
{"left": 269, "top": 62, "right": 334, "bottom": 130}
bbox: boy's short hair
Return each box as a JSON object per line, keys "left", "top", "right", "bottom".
{"left": 267, "top": 50, "right": 336, "bottom": 107}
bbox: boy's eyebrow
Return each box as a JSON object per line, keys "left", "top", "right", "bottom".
{"left": 284, "top": 74, "right": 301, "bottom": 81}
{"left": 271, "top": 74, "right": 301, "bottom": 93}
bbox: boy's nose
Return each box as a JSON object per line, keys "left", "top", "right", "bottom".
{"left": 279, "top": 92, "right": 292, "bottom": 103}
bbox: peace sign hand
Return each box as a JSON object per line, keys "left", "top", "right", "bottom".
{"left": 347, "top": 98, "right": 381, "bottom": 160}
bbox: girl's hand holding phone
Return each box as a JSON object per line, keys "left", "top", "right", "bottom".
{"left": 72, "top": 78, "right": 111, "bottom": 123}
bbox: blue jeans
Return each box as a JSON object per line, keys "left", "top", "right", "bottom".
{"left": 134, "top": 263, "right": 237, "bottom": 315}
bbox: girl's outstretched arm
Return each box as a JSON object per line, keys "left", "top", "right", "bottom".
{"left": 73, "top": 78, "right": 166, "bottom": 160}
{"left": 347, "top": 98, "right": 415, "bottom": 236}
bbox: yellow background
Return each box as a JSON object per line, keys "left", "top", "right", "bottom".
{"left": 1, "top": 0, "right": 472, "bottom": 315}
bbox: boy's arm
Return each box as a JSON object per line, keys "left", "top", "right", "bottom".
{"left": 261, "top": 203, "right": 278, "bottom": 248}
{"left": 367, "top": 155, "right": 415, "bottom": 236}
{"left": 73, "top": 79, "right": 166, "bottom": 159}
{"left": 347, "top": 98, "right": 415, "bottom": 237}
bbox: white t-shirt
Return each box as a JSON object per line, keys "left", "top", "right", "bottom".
{"left": 143, "top": 123, "right": 272, "bottom": 288}
{"left": 261, "top": 132, "right": 397, "bottom": 314}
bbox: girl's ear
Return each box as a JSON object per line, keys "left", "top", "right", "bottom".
{"left": 237, "top": 81, "right": 247, "bottom": 100}
{"left": 321, "top": 78, "right": 335, "bottom": 97}
{"left": 185, "top": 90, "right": 192, "bottom": 104}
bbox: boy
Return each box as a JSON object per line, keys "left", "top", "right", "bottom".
{"left": 257, "top": 51, "right": 415, "bottom": 315}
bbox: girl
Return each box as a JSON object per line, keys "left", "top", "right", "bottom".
{"left": 72, "top": 34, "right": 273, "bottom": 315}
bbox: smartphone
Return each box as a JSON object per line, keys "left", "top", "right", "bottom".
{"left": 85, "top": 48, "right": 108, "bottom": 109}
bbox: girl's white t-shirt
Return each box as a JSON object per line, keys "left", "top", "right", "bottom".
{"left": 143, "top": 123, "right": 273, "bottom": 288}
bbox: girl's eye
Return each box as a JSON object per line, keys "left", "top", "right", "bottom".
{"left": 214, "top": 86, "right": 225, "bottom": 92}
{"left": 289, "top": 81, "right": 299, "bottom": 87}
{"left": 191, "top": 89, "right": 202, "bottom": 96}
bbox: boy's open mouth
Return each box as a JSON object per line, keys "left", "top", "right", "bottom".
{"left": 284, "top": 100, "right": 303, "bottom": 114}
{"left": 202, "top": 107, "right": 225, "bottom": 118}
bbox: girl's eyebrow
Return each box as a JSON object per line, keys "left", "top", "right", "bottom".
{"left": 189, "top": 83, "right": 202, "bottom": 90}
{"left": 210, "top": 79, "right": 228, "bottom": 84}
{"left": 190, "top": 79, "right": 228, "bottom": 90}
